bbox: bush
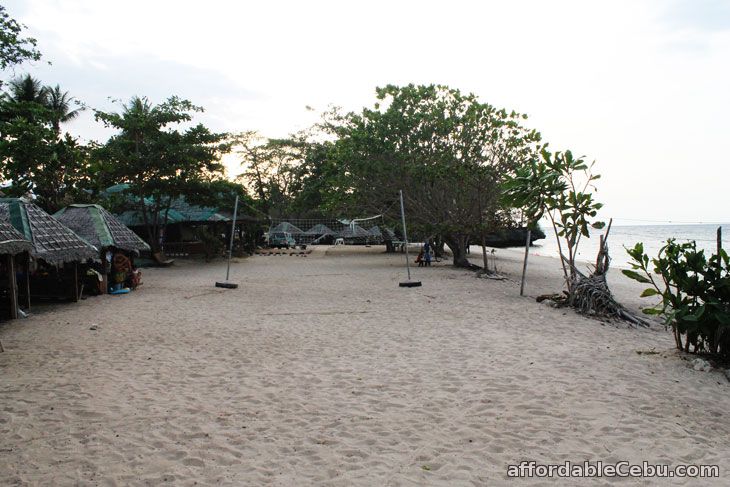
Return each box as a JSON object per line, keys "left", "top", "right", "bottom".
{"left": 194, "top": 227, "right": 224, "bottom": 262}
{"left": 624, "top": 240, "right": 730, "bottom": 358}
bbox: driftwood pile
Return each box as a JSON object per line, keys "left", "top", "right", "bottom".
{"left": 538, "top": 221, "right": 650, "bottom": 328}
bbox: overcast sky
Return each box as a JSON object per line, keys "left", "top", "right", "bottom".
{"left": 5, "top": 0, "right": 729, "bottom": 225}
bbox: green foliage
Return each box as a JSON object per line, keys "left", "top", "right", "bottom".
{"left": 0, "top": 5, "right": 41, "bottom": 71}
{"left": 45, "top": 84, "right": 84, "bottom": 135}
{"left": 194, "top": 226, "right": 225, "bottom": 262}
{"left": 500, "top": 154, "right": 564, "bottom": 223}
{"left": 624, "top": 240, "right": 730, "bottom": 357}
{"left": 0, "top": 75, "right": 90, "bottom": 212}
{"left": 234, "top": 130, "right": 342, "bottom": 218}
{"left": 324, "top": 83, "right": 541, "bottom": 266}
{"left": 184, "top": 179, "right": 252, "bottom": 212}
{"left": 235, "top": 131, "right": 301, "bottom": 217}
{"left": 502, "top": 148, "right": 604, "bottom": 285}
{"left": 94, "top": 96, "right": 231, "bottom": 251}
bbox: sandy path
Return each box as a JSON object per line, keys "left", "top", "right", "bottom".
{"left": 1, "top": 246, "right": 728, "bottom": 486}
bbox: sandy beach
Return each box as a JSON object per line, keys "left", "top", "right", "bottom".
{"left": 1, "top": 246, "right": 728, "bottom": 486}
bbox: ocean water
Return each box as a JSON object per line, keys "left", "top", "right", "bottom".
{"left": 489, "top": 224, "right": 729, "bottom": 269}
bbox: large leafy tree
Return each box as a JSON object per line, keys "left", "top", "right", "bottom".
{"left": 235, "top": 131, "right": 329, "bottom": 218}
{"left": 0, "top": 5, "right": 41, "bottom": 73}
{"left": 326, "top": 84, "right": 541, "bottom": 267}
{"left": 94, "top": 96, "right": 231, "bottom": 252}
{"left": 0, "top": 75, "right": 89, "bottom": 212}
{"left": 285, "top": 139, "right": 340, "bottom": 217}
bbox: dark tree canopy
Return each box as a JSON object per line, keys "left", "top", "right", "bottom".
{"left": 94, "top": 96, "right": 232, "bottom": 251}
{"left": 0, "top": 75, "right": 88, "bottom": 212}
{"left": 325, "top": 84, "right": 541, "bottom": 266}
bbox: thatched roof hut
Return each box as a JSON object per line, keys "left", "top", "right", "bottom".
{"left": 0, "top": 198, "right": 98, "bottom": 265}
{"left": 368, "top": 225, "right": 396, "bottom": 240}
{"left": 339, "top": 224, "right": 370, "bottom": 239}
{"left": 303, "top": 224, "right": 335, "bottom": 236}
{"left": 0, "top": 221, "right": 32, "bottom": 321}
{"left": 55, "top": 204, "right": 150, "bottom": 254}
{"left": 0, "top": 220, "right": 32, "bottom": 255}
{"left": 270, "top": 222, "right": 304, "bottom": 235}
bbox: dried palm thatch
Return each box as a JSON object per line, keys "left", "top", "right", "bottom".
{"left": 339, "top": 224, "right": 370, "bottom": 239}
{"left": 537, "top": 267, "right": 650, "bottom": 328}
{"left": 537, "top": 228, "right": 650, "bottom": 328}
{"left": 0, "top": 220, "right": 32, "bottom": 255}
{"left": 0, "top": 198, "right": 98, "bottom": 265}
{"left": 303, "top": 224, "right": 335, "bottom": 236}
{"left": 55, "top": 204, "right": 150, "bottom": 254}
{"left": 270, "top": 222, "right": 304, "bottom": 235}
{"left": 368, "top": 225, "right": 396, "bottom": 240}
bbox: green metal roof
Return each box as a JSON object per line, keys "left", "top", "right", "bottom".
{"left": 104, "top": 184, "right": 232, "bottom": 226}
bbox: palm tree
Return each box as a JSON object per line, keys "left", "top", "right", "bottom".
{"left": 6, "top": 74, "right": 47, "bottom": 104}
{"left": 1, "top": 74, "right": 48, "bottom": 123}
{"left": 2, "top": 77, "right": 84, "bottom": 136}
{"left": 46, "top": 84, "right": 84, "bottom": 136}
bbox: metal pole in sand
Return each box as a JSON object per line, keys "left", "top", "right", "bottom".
{"left": 399, "top": 190, "right": 421, "bottom": 288}
{"left": 216, "top": 195, "right": 239, "bottom": 289}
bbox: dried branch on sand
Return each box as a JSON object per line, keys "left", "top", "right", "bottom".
{"left": 538, "top": 223, "right": 650, "bottom": 328}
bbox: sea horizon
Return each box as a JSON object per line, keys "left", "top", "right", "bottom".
{"left": 481, "top": 223, "right": 729, "bottom": 269}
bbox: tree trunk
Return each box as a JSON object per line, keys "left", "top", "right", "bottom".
{"left": 139, "top": 195, "right": 160, "bottom": 254}
{"left": 481, "top": 235, "right": 489, "bottom": 271}
{"left": 445, "top": 234, "right": 473, "bottom": 268}
{"left": 433, "top": 236, "right": 445, "bottom": 258}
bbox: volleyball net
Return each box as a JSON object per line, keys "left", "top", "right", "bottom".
{"left": 267, "top": 215, "right": 399, "bottom": 245}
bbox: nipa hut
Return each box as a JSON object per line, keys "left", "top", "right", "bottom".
{"left": 0, "top": 221, "right": 33, "bottom": 320}
{"left": 0, "top": 198, "right": 97, "bottom": 302}
{"left": 269, "top": 222, "right": 304, "bottom": 237}
{"left": 339, "top": 224, "right": 371, "bottom": 243}
{"left": 55, "top": 204, "right": 150, "bottom": 293}
{"left": 302, "top": 223, "right": 336, "bottom": 244}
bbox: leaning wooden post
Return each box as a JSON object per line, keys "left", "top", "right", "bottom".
{"left": 481, "top": 235, "right": 489, "bottom": 273}
{"left": 24, "top": 252, "right": 31, "bottom": 310}
{"left": 8, "top": 255, "right": 18, "bottom": 320}
{"left": 100, "top": 250, "right": 108, "bottom": 295}
{"left": 718, "top": 227, "right": 722, "bottom": 255}
{"left": 519, "top": 228, "right": 532, "bottom": 296}
{"left": 718, "top": 227, "right": 723, "bottom": 277}
{"left": 72, "top": 262, "right": 79, "bottom": 302}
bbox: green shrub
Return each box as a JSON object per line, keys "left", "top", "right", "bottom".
{"left": 624, "top": 240, "right": 730, "bottom": 357}
{"left": 194, "top": 227, "right": 224, "bottom": 261}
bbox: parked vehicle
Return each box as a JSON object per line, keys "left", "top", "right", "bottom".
{"left": 269, "top": 231, "right": 297, "bottom": 249}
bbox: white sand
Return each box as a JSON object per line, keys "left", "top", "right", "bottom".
{"left": 1, "top": 246, "right": 728, "bottom": 486}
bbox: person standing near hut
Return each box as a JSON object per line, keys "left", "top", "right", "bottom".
{"left": 423, "top": 240, "right": 432, "bottom": 267}
{"left": 55, "top": 204, "right": 150, "bottom": 294}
